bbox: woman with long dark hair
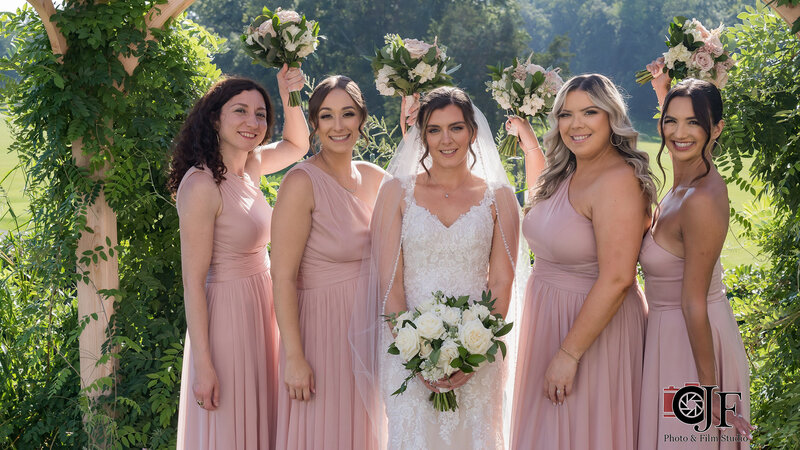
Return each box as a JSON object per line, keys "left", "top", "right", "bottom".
{"left": 170, "top": 67, "right": 308, "bottom": 449}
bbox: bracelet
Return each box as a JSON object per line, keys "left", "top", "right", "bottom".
{"left": 522, "top": 145, "right": 541, "bottom": 155}
{"left": 560, "top": 346, "right": 580, "bottom": 364}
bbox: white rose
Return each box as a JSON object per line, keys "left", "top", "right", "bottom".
{"left": 462, "top": 309, "right": 477, "bottom": 323}
{"left": 403, "top": 38, "right": 434, "bottom": 59}
{"left": 663, "top": 43, "right": 692, "bottom": 69}
{"left": 275, "top": 9, "right": 302, "bottom": 24}
{"left": 437, "top": 339, "right": 460, "bottom": 374}
{"left": 284, "top": 40, "right": 298, "bottom": 52}
{"left": 392, "top": 311, "right": 414, "bottom": 334}
{"left": 414, "top": 312, "right": 445, "bottom": 340}
{"left": 525, "top": 63, "right": 546, "bottom": 76}
{"left": 283, "top": 24, "right": 301, "bottom": 40}
{"left": 378, "top": 65, "right": 397, "bottom": 78}
{"left": 469, "top": 304, "right": 491, "bottom": 321}
{"left": 410, "top": 61, "right": 437, "bottom": 84}
{"left": 395, "top": 326, "right": 421, "bottom": 361}
{"left": 376, "top": 78, "right": 396, "bottom": 96}
{"left": 417, "top": 299, "right": 435, "bottom": 313}
{"left": 419, "top": 340, "right": 434, "bottom": 359}
{"left": 459, "top": 320, "right": 494, "bottom": 355}
{"left": 440, "top": 306, "right": 461, "bottom": 327}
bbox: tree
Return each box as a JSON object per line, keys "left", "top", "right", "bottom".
{"left": 0, "top": 0, "right": 221, "bottom": 446}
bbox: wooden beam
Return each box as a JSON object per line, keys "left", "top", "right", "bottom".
{"left": 146, "top": 0, "right": 195, "bottom": 30}
{"left": 26, "top": 0, "right": 68, "bottom": 58}
{"left": 763, "top": 0, "right": 800, "bottom": 39}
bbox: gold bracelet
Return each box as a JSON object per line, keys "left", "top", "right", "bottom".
{"left": 522, "top": 145, "right": 541, "bottom": 154}
{"left": 560, "top": 346, "right": 580, "bottom": 364}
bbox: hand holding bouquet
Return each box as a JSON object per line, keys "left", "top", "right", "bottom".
{"left": 372, "top": 35, "right": 459, "bottom": 124}
{"left": 385, "top": 290, "right": 513, "bottom": 412}
{"left": 635, "top": 16, "right": 735, "bottom": 89}
{"left": 487, "top": 55, "right": 563, "bottom": 157}
{"left": 241, "top": 7, "right": 321, "bottom": 106}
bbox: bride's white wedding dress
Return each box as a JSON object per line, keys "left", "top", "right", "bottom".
{"left": 379, "top": 175, "right": 505, "bottom": 450}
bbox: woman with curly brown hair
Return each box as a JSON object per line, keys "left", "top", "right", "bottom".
{"left": 170, "top": 66, "right": 308, "bottom": 450}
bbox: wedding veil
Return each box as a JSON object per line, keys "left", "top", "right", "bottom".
{"left": 349, "top": 104, "right": 531, "bottom": 447}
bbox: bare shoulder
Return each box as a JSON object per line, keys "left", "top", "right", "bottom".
{"left": 176, "top": 169, "right": 220, "bottom": 215}
{"left": 355, "top": 161, "right": 387, "bottom": 189}
{"left": 277, "top": 167, "right": 313, "bottom": 199}
{"left": 594, "top": 163, "right": 643, "bottom": 199}
{"left": 682, "top": 176, "right": 729, "bottom": 226}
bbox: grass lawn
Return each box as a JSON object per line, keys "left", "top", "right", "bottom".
{"left": 639, "top": 139, "right": 765, "bottom": 269}
{"left": 0, "top": 117, "right": 30, "bottom": 231}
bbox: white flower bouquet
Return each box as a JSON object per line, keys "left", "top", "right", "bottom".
{"left": 371, "top": 34, "right": 459, "bottom": 108}
{"left": 241, "top": 7, "right": 321, "bottom": 106}
{"left": 635, "top": 16, "right": 735, "bottom": 88}
{"left": 487, "top": 55, "right": 563, "bottom": 157}
{"left": 385, "top": 290, "right": 513, "bottom": 412}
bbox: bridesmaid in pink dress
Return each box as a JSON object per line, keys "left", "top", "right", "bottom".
{"left": 638, "top": 65, "right": 754, "bottom": 448}
{"left": 508, "top": 74, "right": 658, "bottom": 449}
{"left": 170, "top": 69, "right": 309, "bottom": 450}
{"left": 271, "top": 76, "right": 385, "bottom": 449}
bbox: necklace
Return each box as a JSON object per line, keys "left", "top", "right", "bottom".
{"left": 428, "top": 173, "right": 470, "bottom": 199}
{"left": 318, "top": 154, "right": 357, "bottom": 193}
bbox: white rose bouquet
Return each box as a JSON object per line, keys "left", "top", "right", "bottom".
{"left": 635, "top": 16, "right": 735, "bottom": 88}
{"left": 487, "top": 55, "right": 564, "bottom": 157}
{"left": 241, "top": 7, "right": 321, "bottom": 106}
{"left": 371, "top": 34, "right": 459, "bottom": 108}
{"left": 385, "top": 290, "right": 513, "bottom": 412}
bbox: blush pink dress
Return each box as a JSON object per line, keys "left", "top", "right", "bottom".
{"left": 638, "top": 230, "right": 750, "bottom": 449}
{"left": 275, "top": 161, "right": 376, "bottom": 450}
{"left": 511, "top": 174, "right": 647, "bottom": 449}
{"left": 176, "top": 166, "right": 280, "bottom": 449}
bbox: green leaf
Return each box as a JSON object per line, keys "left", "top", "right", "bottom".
{"left": 495, "top": 323, "right": 514, "bottom": 337}
{"left": 465, "top": 354, "right": 486, "bottom": 365}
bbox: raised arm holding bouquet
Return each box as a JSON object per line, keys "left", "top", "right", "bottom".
{"left": 371, "top": 34, "right": 459, "bottom": 134}
{"left": 242, "top": 7, "right": 321, "bottom": 106}
{"left": 487, "top": 56, "right": 564, "bottom": 157}
{"left": 635, "top": 16, "right": 735, "bottom": 89}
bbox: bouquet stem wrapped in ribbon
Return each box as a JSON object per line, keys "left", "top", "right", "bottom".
{"left": 487, "top": 56, "right": 563, "bottom": 157}
{"left": 385, "top": 291, "right": 513, "bottom": 412}
{"left": 635, "top": 16, "right": 735, "bottom": 89}
{"left": 241, "top": 7, "right": 321, "bottom": 106}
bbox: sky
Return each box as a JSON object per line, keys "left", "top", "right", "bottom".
{"left": 1, "top": 0, "right": 28, "bottom": 12}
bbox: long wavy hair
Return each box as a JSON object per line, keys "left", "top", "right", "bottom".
{"left": 530, "top": 74, "right": 658, "bottom": 209}
{"left": 167, "top": 77, "right": 274, "bottom": 194}
{"left": 307, "top": 75, "right": 368, "bottom": 152}
{"left": 416, "top": 86, "right": 478, "bottom": 176}
{"left": 657, "top": 78, "right": 723, "bottom": 183}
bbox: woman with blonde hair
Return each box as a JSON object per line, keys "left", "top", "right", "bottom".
{"left": 509, "top": 74, "right": 656, "bottom": 449}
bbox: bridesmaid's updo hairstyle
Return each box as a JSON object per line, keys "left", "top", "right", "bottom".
{"left": 168, "top": 77, "right": 274, "bottom": 194}
{"left": 416, "top": 86, "right": 478, "bottom": 175}
{"left": 531, "top": 73, "right": 658, "bottom": 209}
{"left": 307, "top": 75, "right": 368, "bottom": 152}
{"left": 657, "top": 78, "right": 723, "bottom": 182}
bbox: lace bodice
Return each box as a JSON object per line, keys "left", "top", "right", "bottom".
{"left": 380, "top": 176, "right": 504, "bottom": 450}
{"left": 401, "top": 178, "right": 494, "bottom": 308}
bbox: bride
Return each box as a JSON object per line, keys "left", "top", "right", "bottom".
{"left": 351, "top": 87, "right": 528, "bottom": 449}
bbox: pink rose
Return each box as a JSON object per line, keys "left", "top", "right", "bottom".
{"left": 403, "top": 38, "right": 434, "bottom": 59}
{"left": 691, "top": 50, "right": 715, "bottom": 73}
{"left": 275, "top": 8, "right": 302, "bottom": 24}
{"left": 702, "top": 35, "right": 724, "bottom": 57}
{"left": 257, "top": 20, "right": 277, "bottom": 38}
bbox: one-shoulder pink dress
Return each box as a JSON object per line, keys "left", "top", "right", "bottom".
{"left": 511, "top": 174, "right": 647, "bottom": 449}
{"left": 638, "top": 230, "right": 750, "bottom": 449}
{"left": 275, "top": 161, "right": 376, "bottom": 450}
{"left": 176, "top": 166, "right": 280, "bottom": 449}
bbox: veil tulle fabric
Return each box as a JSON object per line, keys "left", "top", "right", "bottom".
{"left": 349, "top": 106, "right": 531, "bottom": 447}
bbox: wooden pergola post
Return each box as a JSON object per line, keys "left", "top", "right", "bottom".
{"left": 763, "top": 0, "right": 800, "bottom": 39}
{"left": 24, "top": 0, "right": 195, "bottom": 442}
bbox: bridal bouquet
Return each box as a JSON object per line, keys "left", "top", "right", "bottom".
{"left": 635, "top": 16, "right": 735, "bottom": 88}
{"left": 241, "top": 7, "right": 321, "bottom": 106}
{"left": 385, "top": 290, "right": 513, "bottom": 412}
{"left": 487, "top": 56, "right": 564, "bottom": 156}
{"left": 372, "top": 34, "right": 459, "bottom": 110}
